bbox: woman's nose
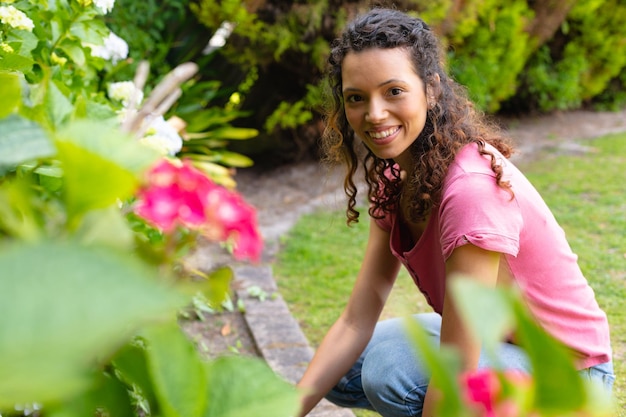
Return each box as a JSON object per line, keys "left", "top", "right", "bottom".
{"left": 365, "top": 99, "right": 387, "bottom": 123}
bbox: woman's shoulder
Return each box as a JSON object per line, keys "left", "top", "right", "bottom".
{"left": 444, "top": 142, "right": 516, "bottom": 193}
{"left": 449, "top": 142, "right": 501, "bottom": 177}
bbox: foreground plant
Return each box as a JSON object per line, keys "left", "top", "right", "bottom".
{"left": 0, "top": 95, "right": 297, "bottom": 417}
{"left": 406, "top": 277, "right": 615, "bottom": 417}
{"left": 0, "top": 2, "right": 298, "bottom": 416}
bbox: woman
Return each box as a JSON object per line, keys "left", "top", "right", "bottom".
{"left": 295, "top": 7, "right": 614, "bottom": 417}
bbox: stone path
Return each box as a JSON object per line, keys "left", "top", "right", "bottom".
{"left": 201, "top": 107, "right": 626, "bottom": 417}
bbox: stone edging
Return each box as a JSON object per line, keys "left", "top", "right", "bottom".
{"left": 234, "top": 265, "right": 356, "bottom": 417}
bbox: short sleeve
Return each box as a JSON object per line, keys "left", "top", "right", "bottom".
{"left": 439, "top": 172, "right": 523, "bottom": 260}
{"left": 374, "top": 211, "right": 393, "bottom": 232}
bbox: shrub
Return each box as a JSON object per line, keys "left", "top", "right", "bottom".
{"left": 446, "top": 0, "right": 534, "bottom": 112}
{"left": 512, "top": 0, "right": 626, "bottom": 112}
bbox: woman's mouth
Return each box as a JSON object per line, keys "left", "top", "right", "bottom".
{"left": 367, "top": 127, "right": 400, "bottom": 144}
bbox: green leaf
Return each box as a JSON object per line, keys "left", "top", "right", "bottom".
{"left": 33, "top": 161, "right": 64, "bottom": 192}
{"left": 0, "top": 176, "right": 42, "bottom": 241}
{"left": 203, "top": 356, "right": 300, "bottom": 417}
{"left": 45, "top": 79, "right": 74, "bottom": 128}
{"left": 70, "top": 19, "right": 109, "bottom": 45}
{"left": 214, "top": 150, "right": 254, "bottom": 167}
{"left": 0, "top": 114, "right": 56, "bottom": 172}
{"left": 185, "top": 151, "right": 254, "bottom": 168}
{"left": 56, "top": 140, "right": 138, "bottom": 222}
{"left": 94, "top": 373, "right": 136, "bottom": 417}
{"left": 54, "top": 120, "right": 160, "bottom": 222}
{"left": 56, "top": 119, "right": 160, "bottom": 174}
{"left": 112, "top": 342, "right": 160, "bottom": 413}
{"left": 512, "top": 298, "right": 587, "bottom": 412}
{"left": 6, "top": 29, "right": 38, "bottom": 56}
{"left": 209, "top": 127, "right": 259, "bottom": 140}
{"left": 185, "top": 109, "right": 238, "bottom": 133}
{"left": 73, "top": 95, "right": 117, "bottom": 121}
{"left": 0, "top": 51, "right": 35, "bottom": 72}
{"left": 58, "top": 39, "right": 87, "bottom": 66}
{"left": 185, "top": 128, "right": 258, "bottom": 141}
{"left": 74, "top": 205, "right": 134, "bottom": 250}
{"left": 144, "top": 322, "right": 207, "bottom": 417}
{"left": 46, "top": 371, "right": 135, "bottom": 417}
{"left": 206, "top": 267, "right": 233, "bottom": 306}
{"left": 449, "top": 276, "right": 516, "bottom": 364}
{"left": 182, "top": 266, "right": 234, "bottom": 307}
{"left": 0, "top": 72, "right": 22, "bottom": 118}
{"left": 404, "top": 318, "right": 464, "bottom": 417}
{"left": 0, "top": 241, "right": 186, "bottom": 407}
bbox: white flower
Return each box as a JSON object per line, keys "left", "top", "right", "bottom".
{"left": 202, "top": 21, "right": 235, "bottom": 55}
{"left": 88, "top": 31, "right": 128, "bottom": 64}
{"left": 93, "top": 0, "right": 115, "bottom": 14}
{"left": 1, "top": 42, "right": 14, "bottom": 53}
{"left": 51, "top": 51, "right": 67, "bottom": 66}
{"left": 108, "top": 81, "right": 143, "bottom": 107}
{"left": 140, "top": 116, "right": 183, "bottom": 156}
{"left": 0, "top": 5, "right": 35, "bottom": 32}
{"left": 13, "top": 403, "right": 41, "bottom": 416}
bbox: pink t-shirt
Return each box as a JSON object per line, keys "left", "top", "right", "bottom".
{"left": 375, "top": 143, "right": 611, "bottom": 369}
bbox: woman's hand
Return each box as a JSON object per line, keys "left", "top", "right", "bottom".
{"left": 296, "top": 218, "right": 401, "bottom": 416}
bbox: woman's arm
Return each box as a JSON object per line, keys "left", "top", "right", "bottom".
{"left": 421, "top": 243, "right": 501, "bottom": 417}
{"left": 296, "top": 218, "right": 401, "bottom": 416}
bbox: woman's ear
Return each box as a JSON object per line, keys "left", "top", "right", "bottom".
{"left": 427, "top": 73, "right": 441, "bottom": 109}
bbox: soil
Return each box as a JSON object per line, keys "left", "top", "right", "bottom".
{"left": 180, "top": 290, "right": 262, "bottom": 359}
{"left": 182, "top": 107, "right": 626, "bottom": 360}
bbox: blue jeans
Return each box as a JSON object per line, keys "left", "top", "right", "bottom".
{"left": 325, "top": 313, "right": 615, "bottom": 417}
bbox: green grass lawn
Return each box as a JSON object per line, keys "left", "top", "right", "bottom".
{"left": 273, "top": 133, "right": 626, "bottom": 416}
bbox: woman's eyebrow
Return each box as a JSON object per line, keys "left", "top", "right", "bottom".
{"left": 343, "top": 79, "right": 405, "bottom": 93}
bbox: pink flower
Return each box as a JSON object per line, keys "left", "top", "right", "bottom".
{"left": 461, "top": 369, "right": 501, "bottom": 417}
{"left": 229, "top": 219, "right": 263, "bottom": 262}
{"left": 460, "top": 369, "right": 533, "bottom": 417}
{"left": 134, "top": 159, "right": 263, "bottom": 262}
{"left": 202, "top": 185, "right": 263, "bottom": 262}
{"left": 135, "top": 159, "right": 214, "bottom": 232}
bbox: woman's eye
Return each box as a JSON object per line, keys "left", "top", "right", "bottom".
{"left": 345, "top": 95, "right": 363, "bottom": 103}
{"left": 389, "top": 87, "right": 403, "bottom": 96}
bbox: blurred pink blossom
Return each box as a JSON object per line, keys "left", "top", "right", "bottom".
{"left": 135, "top": 159, "right": 263, "bottom": 262}
{"left": 461, "top": 369, "right": 501, "bottom": 417}
{"left": 460, "top": 369, "right": 533, "bottom": 417}
{"left": 202, "top": 185, "right": 262, "bottom": 261}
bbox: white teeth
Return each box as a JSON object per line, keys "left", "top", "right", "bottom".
{"left": 369, "top": 127, "right": 398, "bottom": 139}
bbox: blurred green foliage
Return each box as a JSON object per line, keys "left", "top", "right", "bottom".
{"left": 446, "top": 0, "right": 534, "bottom": 112}
{"left": 0, "top": 94, "right": 299, "bottom": 417}
{"left": 0, "top": 2, "right": 299, "bottom": 415}
{"left": 519, "top": 0, "right": 626, "bottom": 111}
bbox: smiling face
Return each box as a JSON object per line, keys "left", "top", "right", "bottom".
{"left": 341, "top": 47, "right": 430, "bottom": 169}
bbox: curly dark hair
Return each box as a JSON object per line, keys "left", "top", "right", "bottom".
{"left": 322, "top": 7, "right": 514, "bottom": 225}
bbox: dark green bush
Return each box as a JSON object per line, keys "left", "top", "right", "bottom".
{"left": 446, "top": 0, "right": 534, "bottom": 112}
{"left": 189, "top": 0, "right": 338, "bottom": 163}
{"left": 593, "top": 69, "right": 626, "bottom": 111}
{"left": 516, "top": 0, "right": 626, "bottom": 112}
